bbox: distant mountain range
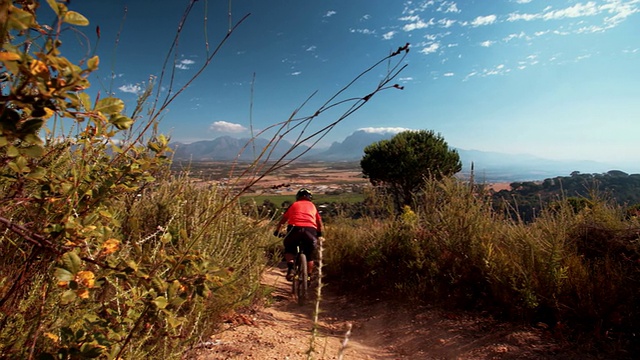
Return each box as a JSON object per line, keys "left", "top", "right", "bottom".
{"left": 170, "top": 131, "right": 636, "bottom": 182}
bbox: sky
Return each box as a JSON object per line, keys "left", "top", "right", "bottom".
{"left": 43, "top": 0, "right": 640, "bottom": 168}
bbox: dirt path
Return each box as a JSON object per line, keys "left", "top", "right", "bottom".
{"left": 185, "top": 264, "right": 596, "bottom": 360}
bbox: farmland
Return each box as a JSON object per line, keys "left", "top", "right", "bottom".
{"left": 172, "top": 160, "right": 370, "bottom": 202}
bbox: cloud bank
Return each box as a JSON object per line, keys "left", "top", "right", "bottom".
{"left": 209, "top": 121, "right": 247, "bottom": 133}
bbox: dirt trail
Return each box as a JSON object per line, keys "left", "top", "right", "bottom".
{"left": 186, "top": 264, "right": 595, "bottom": 360}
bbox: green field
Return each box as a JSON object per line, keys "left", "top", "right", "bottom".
{"left": 241, "top": 192, "right": 364, "bottom": 205}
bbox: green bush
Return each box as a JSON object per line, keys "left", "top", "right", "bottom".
{"left": 0, "top": 2, "right": 269, "bottom": 358}
{"left": 324, "top": 177, "right": 640, "bottom": 353}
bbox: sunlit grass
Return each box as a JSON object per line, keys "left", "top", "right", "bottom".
{"left": 323, "top": 177, "right": 640, "bottom": 353}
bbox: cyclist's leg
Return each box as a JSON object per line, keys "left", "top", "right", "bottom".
{"left": 300, "top": 229, "right": 318, "bottom": 278}
{"left": 282, "top": 234, "right": 298, "bottom": 280}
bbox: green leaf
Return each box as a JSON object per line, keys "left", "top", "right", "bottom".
{"left": 166, "top": 316, "right": 184, "bottom": 329}
{"left": 87, "top": 55, "right": 99, "bottom": 71}
{"left": 54, "top": 267, "right": 74, "bottom": 282}
{"left": 0, "top": 136, "right": 7, "bottom": 147}
{"left": 83, "top": 314, "right": 101, "bottom": 323}
{"left": 7, "top": 6, "right": 35, "bottom": 30}
{"left": 126, "top": 260, "right": 138, "bottom": 272}
{"left": 22, "top": 144, "right": 44, "bottom": 158}
{"left": 20, "top": 118, "right": 44, "bottom": 134}
{"left": 61, "top": 251, "right": 82, "bottom": 274}
{"left": 80, "top": 342, "right": 104, "bottom": 358}
{"left": 94, "top": 97, "right": 124, "bottom": 115}
{"left": 6, "top": 145, "right": 19, "bottom": 157}
{"left": 63, "top": 11, "right": 89, "bottom": 26}
{"left": 45, "top": 0, "right": 62, "bottom": 17}
{"left": 26, "top": 166, "right": 45, "bottom": 180}
{"left": 109, "top": 115, "right": 133, "bottom": 130}
{"left": 152, "top": 296, "right": 168, "bottom": 309}
{"left": 61, "top": 290, "right": 77, "bottom": 304}
{"left": 24, "top": 133, "right": 44, "bottom": 146}
{"left": 78, "top": 92, "right": 92, "bottom": 110}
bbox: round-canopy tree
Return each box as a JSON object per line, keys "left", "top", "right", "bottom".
{"left": 360, "top": 130, "right": 462, "bottom": 208}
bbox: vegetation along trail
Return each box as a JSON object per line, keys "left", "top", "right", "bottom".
{"left": 186, "top": 264, "right": 597, "bottom": 360}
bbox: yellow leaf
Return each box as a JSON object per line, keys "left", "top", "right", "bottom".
{"left": 101, "top": 238, "right": 120, "bottom": 255}
{"left": 29, "top": 60, "right": 49, "bottom": 75}
{"left": 0, "top": 52, "right": 21, "bottom": 61}
{"left": 76, "top": 271, "right": 95, "bottom": 288}
{"left": 64, "top": 11, "right": 89, "bottom": 26}
{"left": 77, "top": 289, "right": 89, "bottom": 299}
{"left": 43, "top": 107, "right": 55, "bottom": 119}
{"left": 44, "top": 332, "right": 59, "bottom": 342}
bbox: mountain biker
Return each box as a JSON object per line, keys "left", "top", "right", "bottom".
{"left": 273, "top": 188, "right": 323, "bottom": 281}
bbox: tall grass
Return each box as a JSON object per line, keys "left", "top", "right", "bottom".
{"left": 324, "top": 177, "right": 640, "bottom": 354}
{"left": 0, "top": 171, "right": 271, "bottom": 359}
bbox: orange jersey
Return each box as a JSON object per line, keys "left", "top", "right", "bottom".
{"left": 282, "top": 200, "right": 321, "bottom": 229}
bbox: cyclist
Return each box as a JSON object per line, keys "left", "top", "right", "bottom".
{"left": 273, "top": 188, "right": 323, "bottom": 281}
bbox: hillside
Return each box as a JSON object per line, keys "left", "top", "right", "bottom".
{"left": 170, "top": 131, "right": 634, "bottom": 182}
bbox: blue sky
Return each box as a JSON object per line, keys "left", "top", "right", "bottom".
{"left": 50, "top": 0, "right": 640, "bottom": 167}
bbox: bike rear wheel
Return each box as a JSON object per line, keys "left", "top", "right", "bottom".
{"left": 293, "top": 253, "right": 308, "bottom": 305}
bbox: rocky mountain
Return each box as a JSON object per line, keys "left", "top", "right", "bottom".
{"left": 171, "top": 136, "right": 319, "bottom": 161}
{"left": 307, "top": 130, "right": 389, "bottom": 161}
{"left": 170, "top": 131, "right": 633, "bottom": 182}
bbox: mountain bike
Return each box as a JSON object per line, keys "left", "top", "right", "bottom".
{"left": 291, "top": 245, "right": 308, "bottom": 306}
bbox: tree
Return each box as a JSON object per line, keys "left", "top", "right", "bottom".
{"left": 360, "top": 130, "right": 461, "bottom": 209}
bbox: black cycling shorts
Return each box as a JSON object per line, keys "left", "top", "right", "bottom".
{"left": 283, "top": 226, "right": 318, "bottom": 261}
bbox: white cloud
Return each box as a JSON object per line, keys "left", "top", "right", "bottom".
{"left": 398, "top": 77, "right": 414, "bottom": 82}
{"left": 515, "top": 0, "right": 532, "bottom": 3}
{"left": 504, "top": 32, "right": 527, "bottom": 41}
{"left": 119, "top": 84, "right": 142, "bottom": 94}
{"left": 470, "top": 14, "right": 497, "bottom": 27}
{"left": 507, "top": 12, "right": 539, "bottom": 22}
{"left": 480, "top": 40, "right": 495, "bottom": 47}
{"left": 382, "top": 31, "right": 396, "bottom": 40}
{"left": 175, "top": 58, "right": 195, "bottom": 70}
{"left": 602, "top": 1, "right": 640, "bottom": 27}
{"left": 291, "top": 71, "right": 302, "bottom": 76}
{"left": 419, "top": 42, "right": 440, "bottom": 55}
{"left": 403, "top": 17, "right": 434, "bottom": 31}
{"left": 543, "top": 2, "right": 598, "bottom": 20}
{"left": 361, "top": 14, "right": 371, "bottom": 21}
{"left": 507, "top": 0, "right": 638, "bottom": 29}
{"left": 358, "top": 127, "right": 411, "bottom": 134}
{"left": 209, "top": 121, "right": 247, "bottom": 133}
{"left": 399, "top": 15, "right": 420, "bottom": 22}
{"left": 439, "top": 2, "right": 460, "bottom": 13}
{"left": 439, "top": 18, "right": 456, "bottom": 28}
{"left": 350, "top": 28, "right": 375, "bottom": 35}
{"left": 444, "top": 72, "right": 455, "bottom": 77}
{"left": 306, "top": 45, "right": 316, "bottom": 51}
{"left": 324, "top": 10, "right": 336, "bottom": 17}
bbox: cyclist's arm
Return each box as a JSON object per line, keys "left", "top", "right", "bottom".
{"left": 315, "top": 212, "right": 323, "bottom": 236}
{"left": 274, "top": 208, "right": 290, "bottom": 235}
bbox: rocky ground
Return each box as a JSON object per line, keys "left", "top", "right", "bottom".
{"left": 182, "top": 263, "right": 611, "bottom": 360}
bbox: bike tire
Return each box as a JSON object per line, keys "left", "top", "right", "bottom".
{"left": 296, "top": 253, "right": 308, "bottom": 305}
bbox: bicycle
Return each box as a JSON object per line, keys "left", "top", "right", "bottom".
{"left": 291, "top": 244, "right": 309, "bottom": 306}
{"left": 276, "top": 230, "right": 318, "bottom": 305}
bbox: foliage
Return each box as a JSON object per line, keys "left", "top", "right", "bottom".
{"left": 0, "top": 1, "right": 256, "bottom": 358}
{"left": 360, "top": 130, "right": 461, "bottom": 210}
{"left": 493, "top": 170, "right": 640, "bottom": 222}
{"left": 324, "top": 177, "right": 640, "bottom": 356}
{"left": 1, "top": 1, "right": 411, "bottom": 358}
